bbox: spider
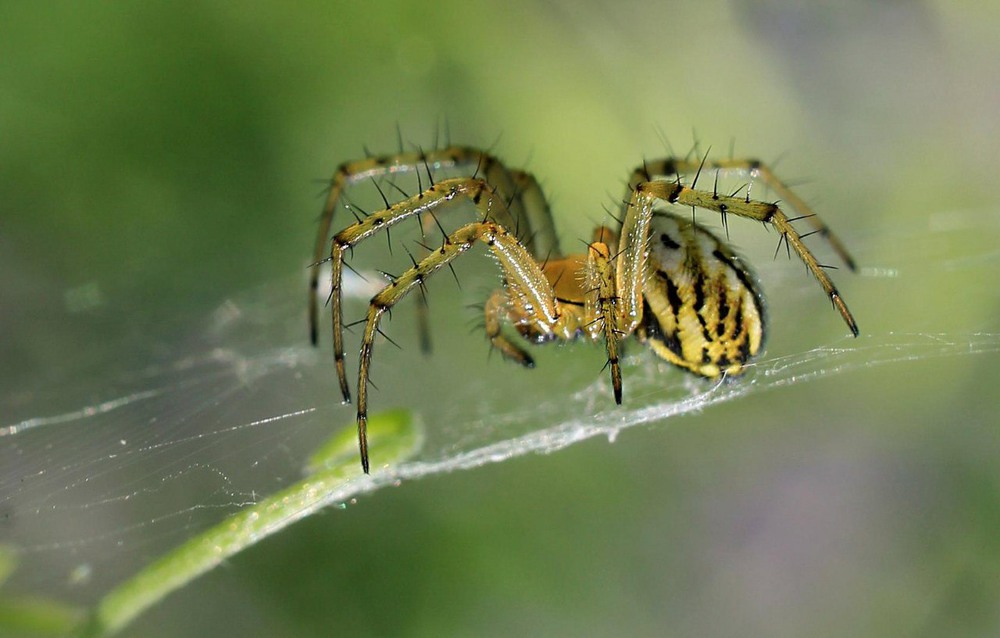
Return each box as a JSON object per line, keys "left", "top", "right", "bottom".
{"left": 309, "top": 145, "right": 858, "bottom": 473}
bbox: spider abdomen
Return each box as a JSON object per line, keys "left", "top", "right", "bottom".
{"left": 639, "top": 213, "right": 766, "bottom": 378}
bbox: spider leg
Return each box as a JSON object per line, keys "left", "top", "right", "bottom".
{"left": 310, "top": 147, "right": 555, "bottom": 346}
{"left": 413, "top": 211, "right": 443, "bottom": 356}
{"left": 328, "top": 176, "right": 503, "bottom": 403}
{"left": 510, "top": 169, "right": 561, "bottom": 258}
{"left": 625, "top": 181, "right": 859, "bottom": 336}
{"left": 410, "top": 167, "right": 557, "bottom": 357}
{"left": 585, "top": 240, "right": 623, "bottom": 403}
{"left": 483, "top": 289, "right": 535, "bottom": 367}
{"left": 626, "top": 156, "right": 857, "bottom": 271}
{"left": 355, "top": 220, "right": 560, "bottom": 473}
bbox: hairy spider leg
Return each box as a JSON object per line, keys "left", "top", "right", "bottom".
{"left": 327, "top": 171, "right": 559, "bottom": 401}
{"left": 622, "top": 181, "right": 859, "bottom": 336}
{"left": 483, "top": 288, "right": 535, "bottom": 367}
{"left": 413, "top": 167, "right": 561, "bottom": 355}
{"left": 585, "top": 240, "right": 623, "bottom": 403}
{"left": 356, "top": 220, "right": 577, "bottom": 473}
{"left": 313, "top": 147, "right": 507, "bottom": 346}
{"left": 327, "top": 177, "right": 500, "bottom": 403}
{"left": 626, "top": 157, "right": 857, "bottom": 271}
{"left": 310, "top": 147, "right": 559, "bottom": 347}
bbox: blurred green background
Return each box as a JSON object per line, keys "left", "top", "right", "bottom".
{"left": 2, "top": 1, "right": 999, "bottom": 636}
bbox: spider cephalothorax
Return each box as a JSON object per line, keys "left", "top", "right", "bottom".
{"left": 309, "top": 145, "right": 858, "bottom": 473}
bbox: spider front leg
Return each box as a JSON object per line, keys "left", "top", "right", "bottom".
{"left": 414, "top": 167, "right": 560, "bottom": 358}
{"left": 312, "top": 147, "right": 491, "bottom": 346}
{"left": 585, "top": 240, "right": 623, "bottom": 403}
{"left": 628, "top": 156, "right": 857, "bottom": 271}
{"left": 310, "top": 147, "right": 558, "bottom": 347}
{"left": 625, "top": 180, "right": 859, "bottom": 336}
{"left": 326, "top": 176, "right": 510, "bottom": 403}
{"left": 355, "top": 221, "right": 561, "bottom": 473}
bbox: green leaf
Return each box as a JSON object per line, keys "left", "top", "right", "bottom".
{"left": 83, "top": 410, "right": 421, "bottom": 637}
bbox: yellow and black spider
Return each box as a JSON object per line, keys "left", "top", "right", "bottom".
{"left": 309, "top": 145, "right": 858, "bottom": 473}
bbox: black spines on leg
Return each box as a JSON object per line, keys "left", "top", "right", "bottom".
{"left": 446, "top": 262, "right": 461, "bottom": 288}
{"left": 690, "top": 146, "right": 712, "bottom": 189}
{"left": 773, "top": 233, "right": 791, "bottom": 261}
{"left": 428, "top": 211, "right": 449, "bottom": 242}
{"left": 403, "top": 247, "right": 420, "bottom": 270}
{"left": 385, "top": 180, "right": 409, "bottom": 200}
{"left": 370, "top": 177, "right": 391, "bottom": 209}
{"left": 711, "top": 169, "right": 732, "bottom": 238}
{"left": 505, "top": 181, "right": 523, "bottom": 220}
{"left": 376, "top": 326, "right": 402, "bottom": 350}
{"left": 609, "top": 211, "right": 625, "bottom": 226}
{"left": 640, "top": 158, "right": 652, "bottom": 182}
{"left": 786, "top": 213, "right": 817, "bottom": 223}
{"left": 344, "top": 199, "right": 367, "bottom": 224}
{"left": 415, "top": 149, "right": 424, "bottom": 193}
{"left": 341, "top": 258, "right": 366, "bottom": 281}
{"left": 420, "top": 149, "right": 435, "bottom": 188}
{"left": 343, "top": 316, "right": 368, "bottom": 330}
{"left": 403, "top": 247, "right": 431, "bottom": 303}
{"left": 472, "top": 153, "right": 485, "bottom": 180}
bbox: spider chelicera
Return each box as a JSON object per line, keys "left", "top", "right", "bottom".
{"left": 309, "top": 145, "right": 858, "bottom": 473}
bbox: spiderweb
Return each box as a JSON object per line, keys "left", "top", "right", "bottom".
{"left": 1, "top": 198, "right": 998, "bottom": 625}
